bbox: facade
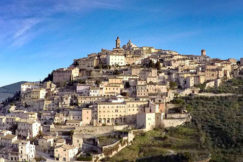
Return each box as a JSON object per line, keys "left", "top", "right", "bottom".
{"left": 89, "top": 87, "right": 102, "bottom": 96}
{"left": 38, "top": 136, "right": 55, "bottom": 152}
{"left": 18, "top": 140, "right": 36, "bottom": 162}
{"left": 136, "top": 85, "right": 148, "bottom": 97}
{"left": 21, "top": 82, "right": 39, "bottom": 93}
{"left": 74, "top": 55, "right": 99, "bottom": 69}
{"left": 53, "top": 67, "right": 79, "bottom": 84}
{"left": 107, "top": 54, "right": 125, "bottom": 66}
{"left": 103, "top": 84, "right": 121, "bottom": 96}
{"left": 66, "top": 120, "right": 82, "bottom": 127}
{"left": 26, "top": 88, "right": 46, "bottom": 100}
{"left": 72, "top": 135, "right": 83, "bottom": 148}
{"left": 136, "top": 112, "right": 163, "bottom": 130}
{"left": 54, "top": 144, "right": 78, "bottom": 161}
{"left": 95, "top": 100, "right": 147, "bottom": 125}
{"left": 76, "top": 84, "right": 90, "bottom": 95}
{"left": 201, "top": 49, "right": 206, "bottom": 56}
{"left": 82, "top": 108, "right": 92, "bottom": 125}
{"left": 0, "top": 134, "right": 17, "bottom": 147}
{"left": 16, "top": 120, "right": 41, "bottom": 138}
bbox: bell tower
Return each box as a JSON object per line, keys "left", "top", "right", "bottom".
{"left": 116, "top": 36, "right": 121, "bottom": 48}
{"left": 201, "top": 49, "right": 206, "bottom": 57}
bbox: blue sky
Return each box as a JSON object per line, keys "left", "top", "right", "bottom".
{"left": 0, "top": 0, "right": 243, "bottom": 86}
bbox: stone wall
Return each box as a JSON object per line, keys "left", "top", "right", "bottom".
{"left": 205, "top": 80, "right": 215, "bottom": 88}
{"left": 91, "top": 129, "right": 138, "bottom": 161}
{"left": 166, "top": 113, "right": 189, "bottom": 119}
{"left": 74, "top": 125, "right": 128, "bottom": 138}
{"left": 162, "top": 114, "right": 191, "bottom": 128}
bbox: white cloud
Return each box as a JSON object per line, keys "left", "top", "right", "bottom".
{"left": 13, "top": 19, "right": 40, "bottom": 39}
{"left": 0, "top": 0, "right": 122, "bottom": 48}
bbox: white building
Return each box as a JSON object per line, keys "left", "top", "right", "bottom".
{"left": 76, "top": 84, "right": 90, "bottom": 95}
{"left": 21, "top": 82, "right": 39, "bottom": 93}
{"left": 16, "top": 120, "right": 42, "bottom": 139}
{"left": 89, "top": 87, "right": 102, "bottom": 96}
{"left": 136, "top": 112, "right": 163, "bottom": 130}
{"left": 107, "top": 54, "right": 125, "bottom": 66}
{"left": 18, "top": 140, "right": 36, "bottom": 162}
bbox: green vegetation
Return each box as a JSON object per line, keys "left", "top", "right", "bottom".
{"left": 35, "top": 156, "right": 46, "bottom": 162}
{"left": 98, "top": 135, "right": 120, "bottom": 146}
{"left": 176, "top": 78, "right": 243, "bottom": 161}
{"left": 77, "top": 154, "right": 92, "bottom": 161}
{"left": 203, "top": 77, "right": 243, "bottom": 94}
{"left": 94, "top": 64, "right": 111, "bottom": 69}
{"left": 42, "top": 73, "right": 53, "bottom": 82}
{"left": 183, "top": 95, "right": 243, "bottom": 162}
{"left": 2, "top": 91, "right": 21, "bottom": 106}
{"left": 143, "top": 60, "right": 161, "bottom": 70}
{"left": 195, "top": 82, "right": 207, "bottom": 91}
{"left": 109, "top": 126, "right": 209, "bottom": 162}
{"left": 110, "top": 78, "right": 243, "bottom": 162}
{"left": 169, "top": 81, "right": 178, "bottom": 90}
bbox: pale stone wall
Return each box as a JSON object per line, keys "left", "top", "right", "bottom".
{"left": 74, "top": 125, "right": 128, "bottom": 138}
{"left": 162, "top": 119, "right": 187, "bottom": 128}
{"left": 166, "top": 113, "right": 189, "bottom": 119}
{"left": 205, "top": 80, "right": 215, "bottom": 88}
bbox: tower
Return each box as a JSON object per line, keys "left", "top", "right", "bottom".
{"left": 201, "top": 49, "right": 206, "bottom": 57}
{"left": 116, "top": 36, "right": 121, "bottom": 48}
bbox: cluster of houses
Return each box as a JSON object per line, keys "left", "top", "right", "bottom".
{"left": 0, "top": 37, "right": 242, "bottom": 161}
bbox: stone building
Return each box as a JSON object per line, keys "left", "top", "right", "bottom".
{"left": 16, "top": 120, "right": 42, "bottom": 139}
{"left": 53, "top": 67, "right": 79, "bottom": 84}
{"left": 82, "top": 108, "right": 92, "bottom": 125}
{"left": 106, "top": 53, "right": 125, "bottom": 66}
{"left": 94, "top": 100, "right": 147, "bottom": 125}
{"left": 136, "top": 112, "right": 163, "bottom": 130}
{"left": 38, "top": 136, "right": 55, "bottom": 153}
{"left": 201, "top": 49, "right": 206, "bottom": 57}
{"left": 54, "top": 144, "right": 78, "bottom": 161}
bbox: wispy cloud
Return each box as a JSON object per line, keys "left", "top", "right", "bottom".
{"left": 10, "top": 18, "right": 42, "bottom": 47}
{"left": 0, "top": 0, "right": 122, "bottom": 48}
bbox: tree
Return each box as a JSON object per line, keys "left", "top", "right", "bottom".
{"left": 155, "top": 61, "right": 161, "bottom": 70}
{"left": 95, "top": 80, "right": 101, "bottom": 86}
{"left": 113, "top": 70, "right": 121, "bottom": 75}
{"left": 169, "top": 81, "right": 177, "bottom": 90}
{"left": 148, "top": 60, "right": 155, "bottom": 68}
{"left": 42, "top": 72, "right": 53, "bottom": 82}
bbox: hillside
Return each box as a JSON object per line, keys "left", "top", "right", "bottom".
{"left": 110, "top": 78, "right": 243, "bottom": 162}
{"left": 0, "top": 81, "right": 26, "bottom": 103}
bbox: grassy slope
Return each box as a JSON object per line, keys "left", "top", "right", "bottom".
{"left": 109, "top": 125, "right": 209, "bottom": 162}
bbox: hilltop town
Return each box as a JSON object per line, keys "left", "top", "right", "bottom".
{"left": 0, "top": 37, "right": 243, "bottom": 162}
